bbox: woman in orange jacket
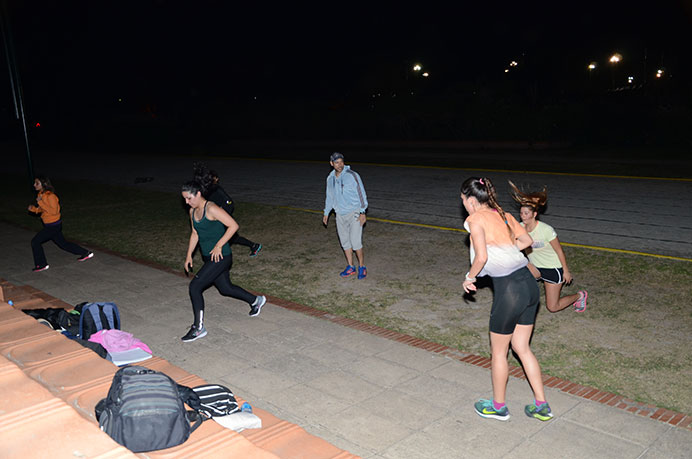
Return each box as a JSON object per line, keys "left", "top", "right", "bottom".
{"left": 28, "top": 176, "right": 93, "bottom": 272}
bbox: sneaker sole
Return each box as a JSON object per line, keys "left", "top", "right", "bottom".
{"left": 525, "top": 411, "right": 554, "bottom": 421}
{"left": 182, "top": 330, "right": 207, "bottom": 342}
{"left": 340, "top": 272, "right": 356, "bottom": 277}
{"left": 78, "top": 253, "right": 94, "bottom": 262}
{"left": 474, "top": 408, "right": 510, "bottom": 421}
{"left": 32, "top": 266, "right": 50, "bottom": 272}
{"left": 575, "top": 291, "right": 588, "bottom": 312}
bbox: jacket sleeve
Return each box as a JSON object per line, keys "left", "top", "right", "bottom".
{"left": 324, "top": 176, "right": 334, "bottom": 216}
{"left": 353, "top": 172, "right": 368, "bottom": 212}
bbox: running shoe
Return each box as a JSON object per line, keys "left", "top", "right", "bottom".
{"left": 181, "top": 324, "right": 207, "bottom": 342}
{"left": 77, "top": 252, "right": 94, "bottom": 262}
{"left": 524, "top": 402, "right": 554, "bottom": 421}
{"left": 249, "top": 295, "right": 266, "bottom": 317}
{"left": 573, "top": 290, "right": 588, "bottom": 312}
{"left": 358, "top": 266, "right": 367, "bottom": 279}
{"left": 32, "top": 265, "right": 50, "bottom": 272}
{"left": 474, "top": 399, "right": 510, "bottom": 421}
{"left": 250, "top": 243, "right": 262, "bottom": 257}
{"left": 340, "top": 265, "right": 356, "bottom": 277}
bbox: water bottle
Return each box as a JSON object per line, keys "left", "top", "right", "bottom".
{"left": 241, "top": 402, "right": 252, "bottom": 413}
{"left": 7, "top": 300, "right": 13, "bottom": 306}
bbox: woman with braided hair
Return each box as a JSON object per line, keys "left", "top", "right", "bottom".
{"left": 461, "top": 177, "right": 553, "bottom": 422}
{"left": 509, "top": 181, "right": 587, "bottom": 313}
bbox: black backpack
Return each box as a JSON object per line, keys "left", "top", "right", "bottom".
{"left": 76, "top": 302, "right": 120, "bottom": 339}
{"left": 192, "top": 384, "right": 240, "bottom": 418}
{"left": 96, "top": 365, "right": 203, "bottom": 452}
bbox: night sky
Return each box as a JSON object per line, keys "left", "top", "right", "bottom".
{"left": 2, "top": 1, "right": 691, "bottom": 141}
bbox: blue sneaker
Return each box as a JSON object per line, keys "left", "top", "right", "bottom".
{"left": 250, "top": 243, "right": 262, "bottom": 257}
{"left": 340, "top": 265, "right": 356, "bottom": 277}
{"left": 474, "top": 399, "right": 510, "bottom": 421}
{"left": 358, "top": 266, "right": 367, "bottom": 279}
{"left": 524, "top": 402, "right": 554, "bottom": 421}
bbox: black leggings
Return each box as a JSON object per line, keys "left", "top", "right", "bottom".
{"left": 489, "top": 267, "right": 540, "bottom": 334}
{"left": 230, "top": 232, "right": 254, "bottom": 248}
{"left": 189, "top": 254, "right": 256, "bottom": 326}
{"left": 31, "top": 221, "right": 89, "bottom": 267}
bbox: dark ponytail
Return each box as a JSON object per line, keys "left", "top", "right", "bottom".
{"left": 461, "top": 176, "right": 513, "bottom": 238}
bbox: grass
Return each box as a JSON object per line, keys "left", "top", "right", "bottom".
{"left": 2, "top": 173, "right": 691, "bottom": 415}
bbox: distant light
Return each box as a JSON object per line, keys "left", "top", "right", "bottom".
{"left": 627, "top": 76, "right": 634, "bottom": 83}
{"left": 656, "top": 69, "right": 664, "bottom": 78}
{"left": 609, "top": 53, "right": 622, "bottom": 63}
{"left": 118, "top": 98, "right": 122, "bottom": 102}
{"left": 35, "top": 122, "right": 40, "bottom": 127}
{"left": 253, "top": 96, "right": 257, "bottom": 100}
{"left": 422, "top": 72, "right": 429, "bottom": 77}
{"left": 504, "top": 69, "right": 509, "bottom": 73}
{"left": 413, "top": 64, "right": 422, "bottom": 72}
{"left": 509, "top": 61, "right": 518, "bottom": 67}
{"left": 588, "top": 62, "right": 597, "bottom": 70}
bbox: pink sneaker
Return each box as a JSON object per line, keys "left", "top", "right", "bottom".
{"left": 573, "top": 290, "right": 588, "bottom": 312}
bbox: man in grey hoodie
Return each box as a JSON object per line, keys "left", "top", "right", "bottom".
{"left": 323, "top": 152, "right": 369, "bottom": 279}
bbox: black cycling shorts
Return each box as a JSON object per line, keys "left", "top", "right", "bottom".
{"left": 489, "top": 267, "right": 540, "bottom": 335}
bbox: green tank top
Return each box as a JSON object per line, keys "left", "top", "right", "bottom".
{"left": 192, "top": 202, "right": 231, "bottom": 256}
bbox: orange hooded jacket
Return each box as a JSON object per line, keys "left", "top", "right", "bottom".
{"left": 28, "top": 190, "right": 61, "bottom": 224}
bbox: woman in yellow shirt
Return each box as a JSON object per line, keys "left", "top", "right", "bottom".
{"left": 509, "top": 181, "right": 587, "bottom": 312}
{"left": 28, "top": 176, "right": 93, "bottom": 272}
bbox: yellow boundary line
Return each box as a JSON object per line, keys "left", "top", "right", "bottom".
{"left": 218, "top": 156, "right": 692, "bottom": 182}
{"left": 279, "top": 206, "right": 692, "bottom": 262}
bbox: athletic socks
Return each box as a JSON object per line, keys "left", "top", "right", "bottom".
{"left": 493, "top": 400, "right": 506, "bottom": 410}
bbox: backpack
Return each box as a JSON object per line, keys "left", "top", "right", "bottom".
{"left": 77, "top": 302, "right": 120, "bottom": 339}
{"left": 96, "top": 365, "right": 203, "bottom": 453}
{"left": 192, "top": 384, "right": 240, "bottom": 418}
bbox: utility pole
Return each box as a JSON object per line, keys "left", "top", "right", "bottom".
{"left": 1, "top": 0, "right": 35, "bottom": 183}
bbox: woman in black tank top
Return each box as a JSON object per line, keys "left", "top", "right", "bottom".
{"left": 179, "top": 181, "right": 266, "bottom": 343}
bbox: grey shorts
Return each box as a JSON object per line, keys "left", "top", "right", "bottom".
{"left": 336, "top": 211, "right": 364, "bottom": 251}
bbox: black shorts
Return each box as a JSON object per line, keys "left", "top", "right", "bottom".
{"left": 489, "top": 267, "right": 540, "bottom": 335}
{"left": 537, "top": 267, "right": 564, "bottom": 284}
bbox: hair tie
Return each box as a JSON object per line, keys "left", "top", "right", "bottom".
{"left": 479, "top": 178, "right": 485, "bottom": 185}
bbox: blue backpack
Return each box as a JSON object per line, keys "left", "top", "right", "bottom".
{"left": 77, "top": 302, "right": 121, "bottom": 339}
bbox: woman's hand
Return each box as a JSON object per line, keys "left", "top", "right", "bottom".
{"left": 184, "top": 256, "right": 193, "bottom": 274}
{"left": 210, "top": 245, "right": 223, "bottom": 262}
{"left": 563, "top": 269, "right": 573, "bottom": 285}
{"left": 463, "top": 279, "right": 477, "bottom": 293}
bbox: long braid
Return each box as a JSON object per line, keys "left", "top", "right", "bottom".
{"left": 483, "top": 177, "right": 514, "bottom": 239}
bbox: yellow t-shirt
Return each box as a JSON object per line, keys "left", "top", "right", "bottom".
{"left": 522, "top": 221, "right": 561, "bottom": 268}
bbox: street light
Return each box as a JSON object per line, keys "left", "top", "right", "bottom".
{"left": 413, "top": 64, "right": 422, "bottom": 72}
{"left": 587, "top": 62, "right": 597, "bottom": 83}
{"left": 609, "top": 53, "right": 622, "bottom": 89}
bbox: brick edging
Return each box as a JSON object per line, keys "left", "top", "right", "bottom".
{"left": 264, "top": 295, "right": 692, "bottom": 431}
{"left": 4, "top": 233, "right": 690, "bottom": 431}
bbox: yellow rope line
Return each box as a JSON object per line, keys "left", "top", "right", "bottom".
{"left": 279, "top": 206, "right": 692, "bottom": 262}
